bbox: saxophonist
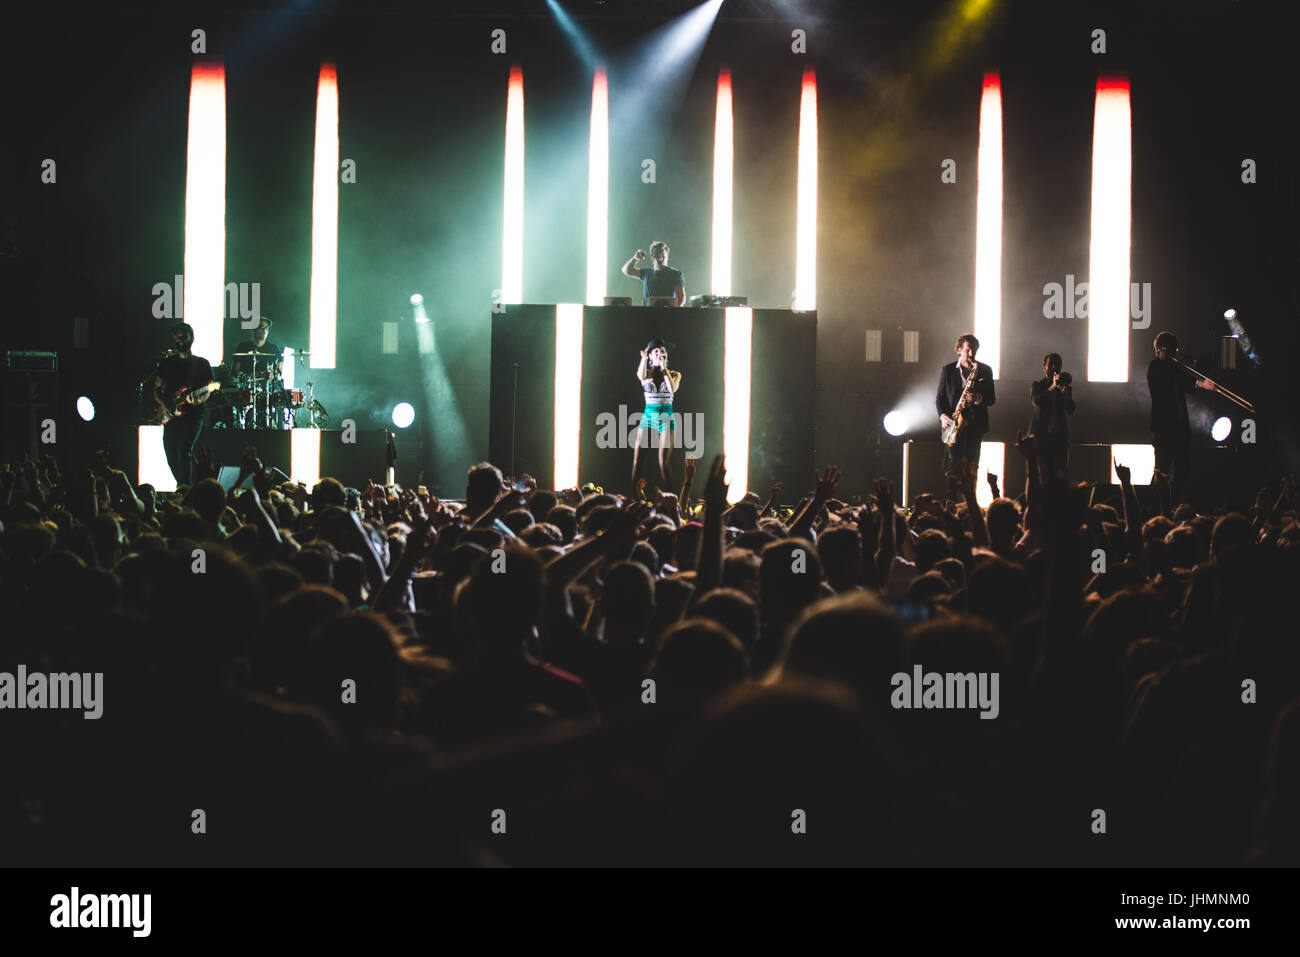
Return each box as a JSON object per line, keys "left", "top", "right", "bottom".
{"left": 936, "top": 333, "right": 996, "bottom": 486}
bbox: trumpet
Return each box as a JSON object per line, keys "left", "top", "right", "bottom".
{"left": 1169, "top": 350, "right": 1255, "bottom": 414}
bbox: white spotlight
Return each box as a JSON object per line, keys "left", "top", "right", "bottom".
{"left": 882, "top": 410, "right": 907, "bottom": 437}
{"left": 76, "top": 396, "right": 95, "bottom": 422}
{"left": 1211, "top": 416, "right": 1231, "bottom": 442}
{"left": 410, "top": 293, "right": 423, "bottom": 305}
{"left": 1223, "top": 308, "right": 1236, "bottom": 320}
{"left": 392, "top": 402, "right": 415, "bottom": 428}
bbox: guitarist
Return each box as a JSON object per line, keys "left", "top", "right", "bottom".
{"left": 935, "top": 333, "right": 996, "bottom": 489}
{"left": 153, "top": 322, "right": 215, "bottom": 486}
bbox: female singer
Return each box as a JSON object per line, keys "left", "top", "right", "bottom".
{"left": 632, "top": 337, "right": 681, "bottom": 493}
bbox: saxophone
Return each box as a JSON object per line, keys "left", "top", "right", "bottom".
{"left": 941, "top": 366, "right": 976, "bottom": 446}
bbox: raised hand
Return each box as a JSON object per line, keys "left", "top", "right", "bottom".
{"left": 873, "top": 477, "right": 894, "bottom": 514}
{"left": 768, "top": 478, "right": 782, "bottom": 499}
{"left": 1113, "top": 458, "right": 1132, "bottom": 486}
{"left": 703, "top": 454, "right": 729, "bottom": 512}
{"left": 635, "top": 477, "right": 648, "bottom": 502}
{"left": 683, "top": 456, "right": 698, "bottom": 484}
{"left": 814, "top": 465, "right": 841, "bottom": 501}
{"left": 1013, "top": 430, "right": 1037, "bottom": 461}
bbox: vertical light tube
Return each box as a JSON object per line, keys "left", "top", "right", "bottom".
{"left": 184, "top": 61, "right": 226, "bottom": 366}
{"left": 310, "top": 62, "right": 340, "bottom": 369}
{"left": 723, "top": 305, "right": 751, "bottom": 503}
{"left": 503, "top": 66, "right": 526, "bottom": 305}
{"left": 586, "top": 68, "right": 609, "bottom": 307}
{"left": 711, "top": 68, "right": 733, "bottom": 297}
{"left": 794, "top": 68, "right": 817, "bottom": 311}
{"left": 137, "top": 426, "right": 175, "bottom": 493}
{"left": 1088, "top": 75, "right": 1132, "bottom": 382}
{"left": 291, "top": 428, "right": 321, "bottom": 487}
{"left": 553, "top": 303, "right": 584, "bottom": 489}
{"left": 973, "top": 71, "right": 1003, "bottom": 377}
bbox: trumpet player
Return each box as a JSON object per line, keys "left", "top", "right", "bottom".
{"left": 936, "top": 333, "right": 996, "bottom": 485}
{"left": 1029, "top": 352, "right": 1075, "bottom": 481}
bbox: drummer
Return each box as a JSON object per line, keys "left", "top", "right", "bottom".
{"left": 231, "top": 317, "right": 283, "bottom": 386}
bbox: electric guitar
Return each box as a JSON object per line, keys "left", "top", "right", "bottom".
{"left": 153, "top": 382, "right": 220, "bottom": 425}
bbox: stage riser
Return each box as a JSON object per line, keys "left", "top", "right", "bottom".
{"left": 136, "top": 428, "right": 392, "bottom": 492}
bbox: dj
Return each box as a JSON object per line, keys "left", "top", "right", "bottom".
{"left": 621, "top": 241, "right": 686, "bottom": 307}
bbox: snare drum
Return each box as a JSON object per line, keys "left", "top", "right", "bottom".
{"left": 282, "top": 389, "right": 305, "bottom": 408}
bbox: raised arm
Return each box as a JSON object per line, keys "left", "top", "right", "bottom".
{"left": 621, "top": 250, "right": 646, "bottom": 279}
{"left": 1114, "top": 458, "right": 1145, "bottom": 569}
{"left": 636, "top": 350, "right": 648, "bottom": 381}
{"left": 693, "top": 454, "right": 728, "bottom": 598}
{"left": 789, "top": 466, "right": 839, "bottom": 541}
{"left": 872, "top": 477, "right": 896, "bottom": 585}
{"left": 957, "top": 459, "right": 990, "bottom": 548}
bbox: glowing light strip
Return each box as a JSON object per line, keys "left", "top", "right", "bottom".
{"left": 503, "top": 66, "right": 525, "bottom": 305}
{"left": 975, "top": 441, "right": 1005, "bottom": 508}
{"left": 723, "top": 306, "right": 751, "bottom": 503}
{"left": 282, "top": 348, "right": 295, "bottom": 389}
{"left": 310, "top": 63, "right": 340, "bottom": 369}
{"left": 711, "top": 69, "right": 733, "bottom": 297}
{"left": 1088, "top": 75, "right": 1132, "bottom": 382}
{"left": 973, "top": 72, "right": 1003, "bottom": 377}
{"left": 586, "top": 68, "right": 609, "bottom": 307}
{"left": 183, "top": 61, "right": 226, "bottom": 366}
{"left": 291, "top": 428, "right": 321, "bottom": 487}
{"left": 553, "top": 303, "right": 584, "bottom": 489}
{"left": 137, "top": 426, "right": 175, "bottom": 493}
{"left": 794, "top": 69, "right": 817, "bottom": 311}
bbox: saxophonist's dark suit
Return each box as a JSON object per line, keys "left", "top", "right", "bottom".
{"left": 936, "top": 360, "right": 996, "bottom": 477}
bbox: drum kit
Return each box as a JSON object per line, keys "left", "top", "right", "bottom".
{"left": 209, "top": 350, "right": 327, "bottom": 430}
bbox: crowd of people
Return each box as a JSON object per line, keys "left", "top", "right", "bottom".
{"left": 1, "top": 440, "right": 1298, "bottom": 866}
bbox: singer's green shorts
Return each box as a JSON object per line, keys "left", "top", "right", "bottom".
{"left": 639, "top": 403, "right": 675, "bottom": 433}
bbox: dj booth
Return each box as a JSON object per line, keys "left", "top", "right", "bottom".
{"left": 488, "top": 304, "right": 817, "bottom": 496}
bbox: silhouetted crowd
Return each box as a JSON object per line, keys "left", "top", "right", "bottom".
{"left": 2, "top": 443, "right": 1298, "bottom": 866}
